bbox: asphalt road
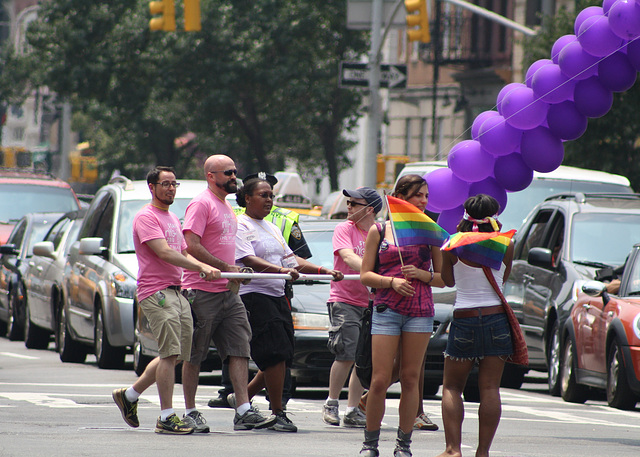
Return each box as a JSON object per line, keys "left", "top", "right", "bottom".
{"left": 1, "top": 337, "right": 639, "bottom": 457}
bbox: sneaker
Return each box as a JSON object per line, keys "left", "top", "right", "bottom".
{"left": 155, "top": 414, "right": 194, "bottom": 435}
{"left": 270, "top": 410, "right": 297, "bottom": 432}
{"left": 343, "top": 407, "right": 366, "bottom": 428}
{"left": 322, "top": 400, "right": 340, "bottom": 426}
{"left": 233, "top": 406, "right": 277, "bottom": 430}
{"left": 182, "top": 410, "right": 210, "bottom": 433}
{"left": 359, "top": 394, "right": 367, "bottom": 414}
{"left": 227, "top": 393, "right": 237, "bottom": 409}
{"left": 413, "top": 413, "right": 439, "bottom": 431}
{"left": 208, "top": 394, "right": 231, "bottom": 408}
{"left": 112, "top": 388, "right": 139, "bottom": 428}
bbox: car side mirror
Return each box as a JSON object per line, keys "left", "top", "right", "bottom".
{"left": 79, "top": 237, "right": 107, "bottom": 256}
{"left": 527, "top": 247, "right": 554, "bottom": 270}
{"left": 582, "top": 280, "right": 610, "bottom": 306}
{"left": 0, "top": 243, "right": 18, "bottom": 256}
{"left": 33, "top": 241, "right": 56, "bottom": 260}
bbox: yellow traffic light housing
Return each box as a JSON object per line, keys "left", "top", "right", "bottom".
{"left": 184, "top": 0, "right": 202, "bottom": 31}
{"left": 405, "top": 0, "right": 430, "bottom": 43}
{"left": 149, "top": 0, "right": 176, "bottom": 32}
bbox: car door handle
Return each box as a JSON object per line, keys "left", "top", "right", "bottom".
{"left": 28, "top": 261, "right": 35, "bottom": 268}
{"left": 523, "top": 274, "right": 535, "bottom": 282}
{"left": 36, "top": 266, "right": 43, "bottom": 272}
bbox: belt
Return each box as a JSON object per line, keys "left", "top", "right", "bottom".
{"left": 167, "top": 285, "right": 181, "bottom": 291}
{"left": 453, "top": 305, "right": 505, "bottom": 319}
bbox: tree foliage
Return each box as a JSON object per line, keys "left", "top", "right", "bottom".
{"left": 0, "top": 0, "right": 369, "bottom": 188}
{"left": 522, "top": 0, "right": 640, "bottom": 191}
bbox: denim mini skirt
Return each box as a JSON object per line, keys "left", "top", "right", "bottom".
{"left": 444, "top": 312, "right": 512, "bottom": 360}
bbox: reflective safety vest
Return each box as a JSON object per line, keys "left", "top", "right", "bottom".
{"left": 233, "top": 206, "right": 300, "bottom": 243}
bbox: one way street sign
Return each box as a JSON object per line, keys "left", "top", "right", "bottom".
{"left": 339, "top": 62, "right": 407, "bottom": 89}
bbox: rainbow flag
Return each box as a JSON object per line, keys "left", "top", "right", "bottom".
{"left": 442, "top": 230, "right": 516, "bottom": 269}
{"left": 387, "top": 195, "right": 450, "bottom": 247}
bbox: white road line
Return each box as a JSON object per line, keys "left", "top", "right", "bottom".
{"left": 0, "top": 352, "right": 40, "bottom": 360}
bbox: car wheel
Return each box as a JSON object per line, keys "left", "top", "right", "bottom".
{"left": 501, "top": 364, "right": 526, "bottom": 389}
{"left": 606, "top": 340, "right": 638, "bottom": 410}
{"left": 547, "top": 321, "right": 561, "bottom": 396}
{"left": 560, "top": 335, "right": 588, "bottom": 403}
{"left": 423, "top": 382, "right": 440, "bottom": 397}
{"left": 7, "top": 285, "right": 26, "bottom": 341}
{"left": 58, "top": 305, "right": 87, "bottom": 363}
{"left": 94, "top": 305, "right": 126, "bottom": 369}
{"left": 24, "top": 301, "right": 50, "bottom": 350}
{"left": 133, "top": 338, "right": 152, "bottom": 377}
{"left": 53, "top": 293, "right": 63, "bottom": 353}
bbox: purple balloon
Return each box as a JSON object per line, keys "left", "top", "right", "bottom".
{"left": 471, "top": 110, "right": 500, "bottom": 140}
{"left": 494, "top": 152, "right": 534, "bottom": 192}
{"left": 447, "top": 140, "right": 495, "bottom": 183}
{"left": 477, "top": 115, "right": 522, "bottom": 157}
{"left": 520, "top": 126, "right": 565, "bottom": 173}
{"left": 578, "top": 14, "right": 624, "bottom": 57}
{"left": 425, "top": 168, "right": 470, "bottom": 211}
{"left": 573, "top": 76, "right": 614, "bottom": 118}
{"left": 525, "top": 59, "right": 553, "bottom": 88}
{"left": 625, "top": 38, "right": 640, "bottom": 70}
{"left": 469, "top": 178, "right": 508, "bottom": 215}
{"left": 575, "top": 7, "right": 604, "bottom": 34}
{"left": 551, "top": 35, "right": 577, "bottom": 64}
{"left": 599, "top": 51, "right": 637, "bottom": 92}
{"left": 546, "top": 101, "right": 588, "bottom": 141}
{"left": 603, "top": 0, "right": 617, "bottom": 15}
{"left": 500, "top": 85, "right": 549, "bottom": 130}
{"left": 497, "top": 83, "right": 523, "bottom": 115}
{"left": 608, "top": 0, "right": 640, "bottom": 40}
{"left": 437, "top": 205, "right": 464, "bottom": 235}
{"left": 531, "top": 63, "right": 575, "bottom": 104}
{"left": 558, "top": 40, "right": 599, "bottom": 80}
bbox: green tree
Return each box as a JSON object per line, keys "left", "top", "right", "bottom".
{"left": 0, "top": 0, "right": 368, "bottom": 189}
{"left": 522, "top": 1, "right": 640, "bottom": 191}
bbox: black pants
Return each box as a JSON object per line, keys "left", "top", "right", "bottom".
{"left": 218, "top": 362, "right": 293, "bottom": 404}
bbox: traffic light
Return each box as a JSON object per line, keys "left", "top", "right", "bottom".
{"left": 184, "top": 0, "right": 202, "bottom": 31}
{"left": 405, "top": 0, "right": 430, "bottom": 43}
{"left": 149, "top": 0, "right": 176, "bottom": 32}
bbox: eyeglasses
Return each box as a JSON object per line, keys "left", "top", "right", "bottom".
{"left": 211, "top": 169, "right": 238, "bottom": 176}
{"left": 256, "top": 192, "right": 275, "bottom": 199}
{"left": 346, "top": 200, "right": 367, "bottom": 208}
{"left": 155, "top": 181, "right": 180, "bottom": 188}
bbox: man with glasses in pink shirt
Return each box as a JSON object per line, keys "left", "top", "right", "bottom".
{"left": 180, "top": 155, "right": 276, "bottom": 433}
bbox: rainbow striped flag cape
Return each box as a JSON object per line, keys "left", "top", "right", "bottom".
{"left": 386, "top": 195, "right": 450, "bottom": 247}
{"left": 442, "top": 230, "right": 516, "bottom": 270}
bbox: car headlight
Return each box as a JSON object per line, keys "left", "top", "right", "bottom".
{"left": 291, "top": 312, "right": 330, "bottom": 330}
{"left": 112, "top": 271, "right": 137, "bottom": 299}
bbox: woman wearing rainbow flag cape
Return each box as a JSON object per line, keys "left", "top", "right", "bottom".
{"left": 359, "top": 174, "right": 446, "bottom": 457}
{"left": 437, "top": 194, "right": 515, "bottom": 457}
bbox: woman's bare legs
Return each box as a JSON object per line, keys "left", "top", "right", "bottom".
{"left": 397, "top": 331, "right": 430, "bottom": 433}
{"left": 475, "top": 356, "right": 505, "bottom": 457}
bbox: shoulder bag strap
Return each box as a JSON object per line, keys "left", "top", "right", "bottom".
{"left": 481, "top": 265, "right": 508, "bottom": 307}
{"left": 369, "top": 222, "right": 386, "bottom": 309}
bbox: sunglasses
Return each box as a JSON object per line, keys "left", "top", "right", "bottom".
{"left": 155, "top": 181, "right": 180, "bottom": 188}
{"left": 346, "top": 200, "right": 367, "bottom": 208}
{"left": 256, "top": 192, "right": 275, "bottom": 199}
{"left": 211, "top": 169, "right": 238, "bottom": 176}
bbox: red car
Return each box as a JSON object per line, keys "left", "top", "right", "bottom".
{"left": 561, "top": 243, "right": 640, "bottom": 410}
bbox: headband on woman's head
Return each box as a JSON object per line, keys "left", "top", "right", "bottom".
{"left": 463, "top": 211, "right": 500, "bottom": 232}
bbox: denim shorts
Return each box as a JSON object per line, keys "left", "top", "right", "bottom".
{"left": 371, "top": 306, "right": 434, "bottom": 336}
{"left": 444, "top": 313, "right": 512, "bottom": 360}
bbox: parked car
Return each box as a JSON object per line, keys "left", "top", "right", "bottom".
{"left": 23, "top": 210, "right": 85, "bottom": 350}
{"left": 559, "top": 243, "right": 640, "bottom": 410}
{"left": 60, "top": 176, "right": 206, "bottom": 369}
{"left": 504, "top": 193, "right": 640, "bottom": 395}
{"left": 396, "top": 161, "right": 633, "bottom": 231}
{"left": 0, "top": 212, "right": 65, "bottom": 340}
{"left": 0, "top": 169, "right": 80, "bottom": 245}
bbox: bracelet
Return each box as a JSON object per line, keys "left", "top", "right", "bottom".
{"left": 279, "top": 267, "right": 284, "bottom": 273}
{"left": 427, "top": 271, "right": 434, "bottom": 283}
{"left": 318, "top": 266, "right": 323, "bottom": 274}
{"left": 390, "top": 277, "right": 395, "bottom": 288}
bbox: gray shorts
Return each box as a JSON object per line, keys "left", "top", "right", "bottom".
{"left": 140, "top": 287, "right": 193, "bottom": 361}
{"left": 186, "top": 289, "right": 252, "bottom": 365}
{"left": 327, "top": 301, "right": 367, "bottom": 361}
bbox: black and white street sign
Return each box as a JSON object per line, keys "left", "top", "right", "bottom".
{"left": 339, "top": 62, "right": 408, "bottom": 89}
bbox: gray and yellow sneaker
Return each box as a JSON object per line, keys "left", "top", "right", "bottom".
{"left": 155, "top": 414, "right": 194, "bottom": 435}
{"left": 182, "top": 410, "right": 210, "bottom": 433}
{"left": 233, "top": 406, "right": 277, "bottom": 430}
{"left": 112, "top": 388, "right": 139, "bottom": 428}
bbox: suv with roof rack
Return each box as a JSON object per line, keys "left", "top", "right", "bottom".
{"left": 503, "top": 192, "right": 640, "bottom": 394}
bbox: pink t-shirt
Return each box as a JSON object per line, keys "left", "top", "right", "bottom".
{"left": 328, "top": 220, "right": 370, "bottom": 307}
{"left": 182, "top": 188, "right": 237, "bottom": 292}
{"left": 133, "top": 204, "right": 187, "bottom": 301}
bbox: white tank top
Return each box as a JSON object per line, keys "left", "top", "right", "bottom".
{"left": 453, "top": 261, "right": 506, "bottom": 310}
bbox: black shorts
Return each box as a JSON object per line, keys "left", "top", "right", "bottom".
{"left": 241, "top": 292, "right": 295, "bottom": 371}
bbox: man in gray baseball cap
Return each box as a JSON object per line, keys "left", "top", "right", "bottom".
{"left": 342, "top": 187, "right": 383, "bottom": 214}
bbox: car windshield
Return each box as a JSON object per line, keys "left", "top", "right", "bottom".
{"left": 116, "top": 197, "right": 195, "bottom": 253}
{"left": 27, "top": 222, "right": 58, "bottom": 257}
{"left": 571, "top": 213, "right": 640, "bottom": 266}
{"left": 301, "top": 229, "right": 335, "bottom": 270}
{"left": 502, "top": 179, "right": 632, "bottom": 231}
{"left": 0, "top": 184, "right": 79, "bottom": 223}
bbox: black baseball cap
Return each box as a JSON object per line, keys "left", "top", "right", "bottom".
{"left": 342, "top": 187, "right": 383, "bottom": 214}
{"left": 242, "top": 172, "right": 278, "bottom": 187}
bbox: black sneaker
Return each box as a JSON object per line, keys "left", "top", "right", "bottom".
{"left": 155, "top": 414, "right": 194, "bottom": 435}
{"left": 270, "top": 410, "right": 297, "bottom": 432}
{"left": 208, "top": 394, "right": 231, "bottom": 408}
{"left": 112, "top": 388, "right": 139, "bottom": 428}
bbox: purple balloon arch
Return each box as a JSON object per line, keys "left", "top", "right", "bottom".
{"left": 426, "top": 2, "right": 638, "bottom": 231}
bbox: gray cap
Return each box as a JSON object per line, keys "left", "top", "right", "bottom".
{"left": 342, "top": 187, "right": 383, "bottom": 214}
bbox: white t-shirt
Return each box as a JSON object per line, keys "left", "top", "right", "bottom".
{"left": 453, "top": 261, "right": 506, "bottom": 310}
